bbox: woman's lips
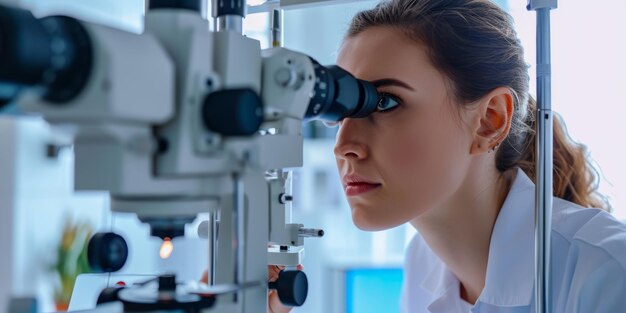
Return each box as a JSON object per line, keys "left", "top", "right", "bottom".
{"left": 342, "top": 174, "right": 381, "bottom": 196}
{"left": 344, "top": 182, "right": 382, "bottom": 196}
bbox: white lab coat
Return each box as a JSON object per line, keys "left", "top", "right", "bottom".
{"left": 400, "top": 168, "right": 626, "bottom": 313}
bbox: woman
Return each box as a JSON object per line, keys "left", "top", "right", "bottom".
{"left": 330, "top": 0, "right": 626, "bottom": 312}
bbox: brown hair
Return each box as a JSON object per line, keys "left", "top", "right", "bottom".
{"left": 346, "top": 0, "right": 610, "bottom": 210}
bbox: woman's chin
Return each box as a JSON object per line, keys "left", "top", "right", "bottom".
{"left": 351, "top": 208, "right": 396, "bottom": 231}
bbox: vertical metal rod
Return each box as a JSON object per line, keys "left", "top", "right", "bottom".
{"left": 208, "top": 211, "right": 219, "bottom": 286}
{"left": 529, "top": 2, "right": 556, "bottom": 312}
{"left": 271, "top": 8, "right": 283, "bottom": 47}
{"left": 233, "top": 174, "right": 246, "bottom": 300}
{"left": 212, "top": 0, "right": 218, "bottom": 32}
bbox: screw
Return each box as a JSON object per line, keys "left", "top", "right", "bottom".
{"left": 279, "top": 193, "right": 293, "bottom": 204}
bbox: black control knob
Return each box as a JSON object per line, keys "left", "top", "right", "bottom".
{"left": 202, "top": 88, "right": 264, "bottom": 136}
{"left": 158, "top": 274, "right": 177, "bottom": 292}
{"left": 96, "top": 287, "right": 124, "bottom": 305}
{"left": 88, "top": 232, "right": 128, "bottom": 273}
{"left": 269, "top": 270, "right": 309, "bottom": 307}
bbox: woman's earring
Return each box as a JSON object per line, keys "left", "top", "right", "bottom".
{"left": 488, "top": 142, "right": 501, "bottom": 153}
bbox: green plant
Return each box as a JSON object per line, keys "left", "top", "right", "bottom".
{"left": 52, "top": 216, "right": 93, "bottom": 307}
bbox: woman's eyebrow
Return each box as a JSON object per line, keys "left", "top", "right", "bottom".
{"left": 370, "top": 78, "right": 415, "bottom": 91}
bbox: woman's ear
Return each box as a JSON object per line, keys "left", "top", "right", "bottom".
{"left": 469, "top": 87, "right": 514, "bottom": 155}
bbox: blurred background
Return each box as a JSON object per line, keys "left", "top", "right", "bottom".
{"left": 0, "top": 0, "right": 624, "bottom": 312}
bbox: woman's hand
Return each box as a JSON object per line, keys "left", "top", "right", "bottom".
{"left": 199, "top": 264, "right": 304, "bottom": 313}
{"left": 200, "top": 270, "right": 209, "bottom": 284}
{"left": 268, "top": 264, "right": 304, "bottom": 313}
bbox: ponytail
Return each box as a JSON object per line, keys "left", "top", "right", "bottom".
{"left": 497, "top": 96, "right": 611, "bottom": 211}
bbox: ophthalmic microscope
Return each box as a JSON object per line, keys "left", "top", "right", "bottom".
{"left": 0, "top": 0, "right": 379, "bottom": 312}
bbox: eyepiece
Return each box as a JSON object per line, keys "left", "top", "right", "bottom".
{"left": 351, "top": 79, "right": 379, "bottom": 118}
{"left": 0, "top": 5, "right": 54, "bottom": 85}
{"left": 305, "top": 58, "right": 378, "bottom": 122}
{"left": 0, "top": 4, "right": 93, "bottom": 104}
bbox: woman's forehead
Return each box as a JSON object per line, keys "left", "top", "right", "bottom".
{"left": 337, "top": 27, "right": 443, "bottom": 89}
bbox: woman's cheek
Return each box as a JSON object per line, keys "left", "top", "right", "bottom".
{"left": 385, "top": 124, "right": 430, "bottom": 170}
{"left": 385, "top": 122, "right": 452, "bottom": 196}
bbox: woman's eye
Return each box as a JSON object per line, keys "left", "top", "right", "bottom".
{"left": 376, "top": 93, "right": 401, "bottom": 112}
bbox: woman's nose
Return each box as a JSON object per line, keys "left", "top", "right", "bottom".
{"left": 333, "top": 118, "right": 368, "bottom": 161}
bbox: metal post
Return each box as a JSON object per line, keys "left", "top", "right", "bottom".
{"left": 527, "top": 1, "right": 557, "bottom": 312}
{"left": 271, "top": 8, "right": 283, "bottom": 47}
{"left": 233, "top": 174, "right": 246, "bottom": 301}
{"left": 208, "top": 211, "right": 219, "bottom": 286}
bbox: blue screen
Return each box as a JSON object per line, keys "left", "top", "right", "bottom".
{"left": 346, "top": 268, "right": 404, "bottom": 313}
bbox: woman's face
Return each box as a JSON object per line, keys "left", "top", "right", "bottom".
{"left": 335, "top": 26, "right": 477, "bottom": 231}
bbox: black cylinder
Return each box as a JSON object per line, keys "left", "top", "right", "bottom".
{"left": 202, "top": 88, "right": 264, "bottom": 136}
{"left": 88, "top": 232, "right": 129, "bottom": 273}
{"left": 305, "top": 58, "right": 379, "bottom": 122}
{"left": 0, "top": 5, "right": 55, "bottom": 85}
{"left": 269, "top": 270, "right": 309, "bottom": 307}
{"left": 0, "top": 4, "right": 93, "bottom": 104}
{"left": 39, "top": 16, "right": 93, "bottom": 103}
